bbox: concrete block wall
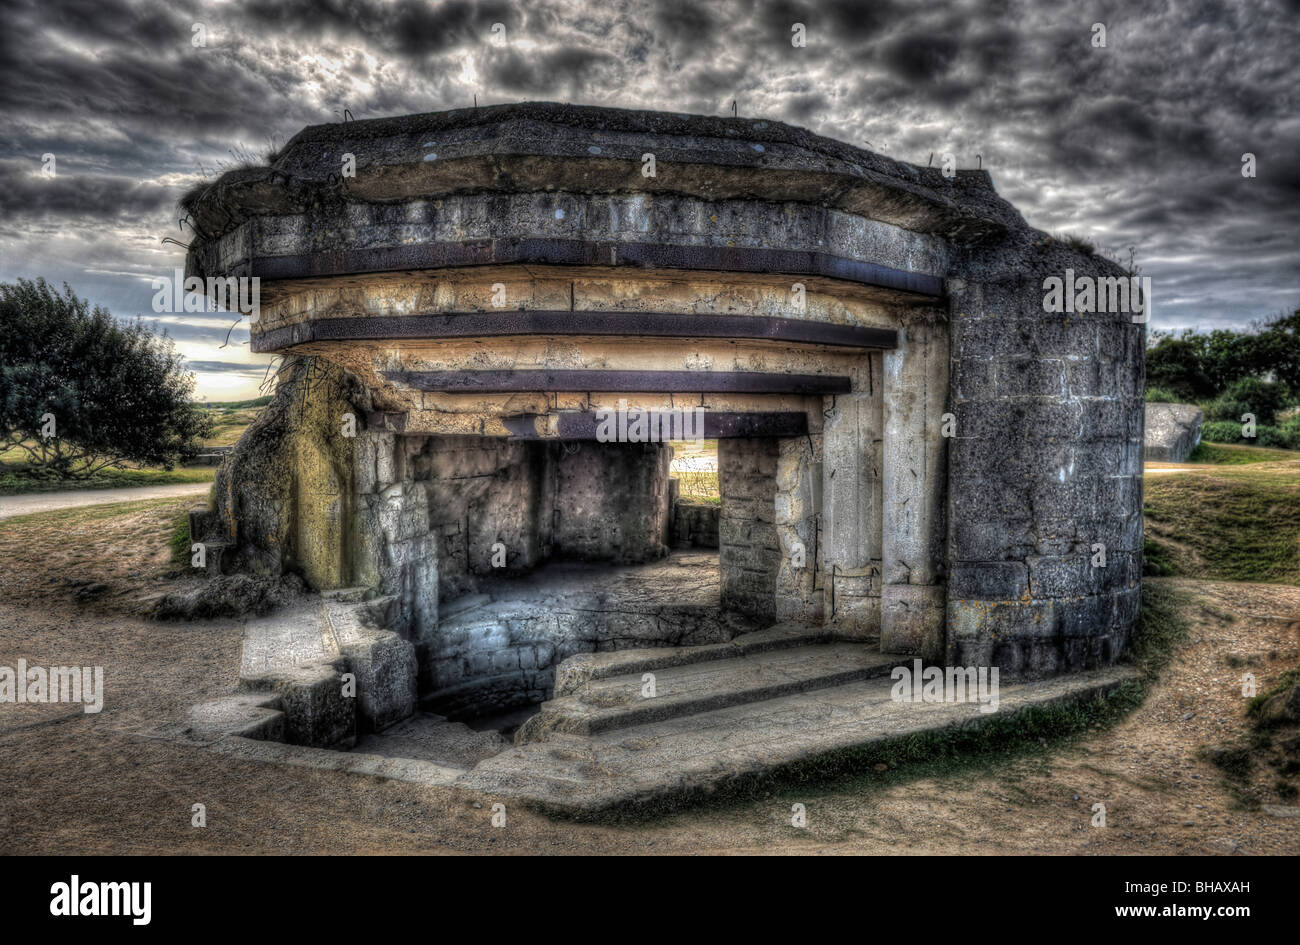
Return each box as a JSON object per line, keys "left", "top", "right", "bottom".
{"left": 352, "top": 430, "right": 440, "bottom": 644}
{"left": 411, "top": 435, "right": 552, "bottom": 603}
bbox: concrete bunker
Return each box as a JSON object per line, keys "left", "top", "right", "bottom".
{"left": 184, "top": 103, "right": 1143, "bottom": 748}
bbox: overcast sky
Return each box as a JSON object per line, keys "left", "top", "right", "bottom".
{"left": 2, "top": 0, "right": 1297, "bottom": 400}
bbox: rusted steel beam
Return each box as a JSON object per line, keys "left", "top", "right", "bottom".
{"left": 247, "top": 238, "right": 945, "bottom": 297}
{"left": 500, "top": 411, "right": 810, "bottom": 439}
{"left": 384, "top": 369, "right": 852, "bottom": 394}
{"left": 252, "top": 311, "right": 899, "bottom": 353}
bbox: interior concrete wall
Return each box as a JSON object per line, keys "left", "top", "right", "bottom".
{"left": 404, "top": 436, "right": 673, "bottom": 607}
{"left": 551, "top": 441, "right": 672, "bottom": 563}
{"left": 412, "top": 436, "right": 553, "bottom": 603}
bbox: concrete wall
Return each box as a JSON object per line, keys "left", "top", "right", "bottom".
{"left": 404, "top": 436, "right": 673, "bottom": 604}
{"left": 414, "top": 436, "right": 552, "bottom": 603}
{"left": 552, "top": 441, "right": 672, "bottom": 563}
{"left": 945, "top": 245, "right": 1144, "bottom": 679}
{"left": 669, "top": 498, "right": 720, "bottom": 549}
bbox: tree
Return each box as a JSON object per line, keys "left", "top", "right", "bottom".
{"left": 1144, "top": 308, "right": 1300, "bottom": 405}
{"left": 0, "top": 278, "right": 214, "bottom": 478}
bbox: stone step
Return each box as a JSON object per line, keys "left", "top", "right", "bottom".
{"left": 553, "top": 623, "right": 834, "bottom": 696}
{"left": 516, "top": 640, "right": 896, "bottom": 742}
{"left": 458, "top": 665, "right": 1142, "bottom": 817}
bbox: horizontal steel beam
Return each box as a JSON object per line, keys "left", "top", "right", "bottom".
{"left": 252, "top": 310, "right": 898, "bottom": 353}
{"left": 247, "top": 237, "right": 945, "bottom": 297}
{"left": 385, "top": 369, "right": 852, "bottom": 395}
{"left": 501, "top": 411, "right": 810, "bottom": 439}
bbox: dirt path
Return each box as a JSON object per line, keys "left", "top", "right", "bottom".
{"left": 0, "top": 483, "right": 210, "bottom": 520}
{"left": 1, "top": 499, "right": 1298, "bottom": 854}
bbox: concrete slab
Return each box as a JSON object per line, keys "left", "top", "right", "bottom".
{"left": 240, "top": 604, "right": 336, "bottom": 677}
{"left": 458, "top": 664, "right": 1141, "bottom": 817}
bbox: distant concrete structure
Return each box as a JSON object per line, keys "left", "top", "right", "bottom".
{"left": 183, "top": 103, "right": 1145, "bottom": 743}
{"left": 1144, "top": 402, "right": 1203, "bottom": 462}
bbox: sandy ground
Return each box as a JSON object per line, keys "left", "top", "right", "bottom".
{"left": 1, "top": 497, "right": 1298, "bottom": 855}
{"left": 0, "top": 483, "right": 211, "bottom": 520}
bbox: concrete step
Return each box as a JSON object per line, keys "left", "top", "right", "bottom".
{"left": 353, "top": 712, "right": 508, "bottom": 769}
{"left": 516, "top": 639, "right": 896, "bottom": 742}
{"left": 459, "top": 665, "right": 1142, "bottom": 817}
{"left": 553, "top": 623, "right": 834, "bottom": 696}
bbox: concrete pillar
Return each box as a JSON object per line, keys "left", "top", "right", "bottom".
{"left": 880, "top": 319, "right": 948, "bottom": 658}
{"left": 774, "top": 434, "right": 823, "bottom": 624}
{"left": 821, "top": 351, "right": 884, "bottom": 637}
{"left": 718, "top": 438, "right": 780, "bottom": 621}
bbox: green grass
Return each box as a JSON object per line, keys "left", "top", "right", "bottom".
{"left": 200, "top": 396, "right": 272, "bottom": 409}
{"left": 197, "top": 405, "right": 262, "bottom": 447}
{"left": 0, "top": 494, "right": 191, "bottom": 528}
{"left": 1247, "top": 667, "right": 1300, "bottom": 721}
{"left": 1143, "top": 460, "right": 1300, "bottom": 583}
{"left": 1186, "top": 441, "right": 1300, "bottom": 464}
{"left": 169, "top": 511, "right": 192, "bottom": 567}
{"left": 0, "top": 464, "right": 215, "bottom": 496}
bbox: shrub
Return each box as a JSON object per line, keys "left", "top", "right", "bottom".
{"left": 1201, "top": 419, "right": 1300, "bottom": 451}
{"left": 1144, "top": 386, "right": 1180, "bottom": 403}
{"left": 1203, "top": 377, "right": 1293, "bottom": 426}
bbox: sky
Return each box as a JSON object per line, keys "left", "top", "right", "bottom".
{"left": 1, "top": 0, "right": 1297, "bottom": 401}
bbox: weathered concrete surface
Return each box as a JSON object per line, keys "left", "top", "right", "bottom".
{"left": 423, "top": 552, "right": 757, "bottom": 719}
{"left": 167, "top": 638, "right": 1137, "bottom": 818}
{"left": 324, "top": 596, "right": 418, "bottom": 732}
{"left": 455, "top": 664, "right": 1141, "bottom": 817}
{"left": 516, "top": 640, "right": 896, "bottom": 742}
{"left": 201, "top": 357, "right": 370, "bottom": 588}
{"left": 718, "top": 438, "right": 781, "bottom": 619}
{"left": 1144, "top": 403, "right": 1203, "bottom": 461}
{"left": 237, "top": 595, "right": 419, "bottom": 743}
{"left": 944, "top": 232, "right": 1145, "bottom": 679}
{"left": 669, "top": 498, "right": 719, "bottom": 549}
{"left": 553, "top": 623, "right": 834, "bottom": 695}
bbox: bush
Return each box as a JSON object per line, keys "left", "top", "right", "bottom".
{"left": 1203, "top": 377, "right": 1293, "bottom": 426}
{"left": 1201, "top": 419, "right": 1300, "bottom": 451}
{"left": 1144, "top": 386, "right": 1180, "bottom": 403}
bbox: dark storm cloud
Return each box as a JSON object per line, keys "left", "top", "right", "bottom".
{"left": 485, "top": 47, "right": 620, "bottom": 95}
{"left": 0, "top": 161, "right": 175, "bottom": 220}
{"left": 0, "top": 0, "right": 1296, "bottom": 394}
{"left": 881, "top": 33, "right": 961, "bottom": 84}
